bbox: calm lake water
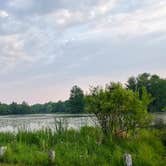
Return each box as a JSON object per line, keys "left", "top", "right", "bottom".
{"left": 0, "top": 113, "right": 165, "bottom": 133}
{"left": 0, "top": 114, "right": 96, "bottom": 132}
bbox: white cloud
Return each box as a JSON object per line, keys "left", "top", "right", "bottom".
{"left": 51, "top": 9, "right": 84, "bottom": 27}
{"left": 0, "top": 0, "right": 165, "bottom": 68}
{"left": 0, "top": 10, "right": 8, "bottom": 18}
{"left": 0, "top": 35, "right": 30, "bottom": 72}
{"left": 93, "top": 0, "right": 118, "bottom": 15}
{"left": 91, "top": 0, "right": 166, "bottom": 40}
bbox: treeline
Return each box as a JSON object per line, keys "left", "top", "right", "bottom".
{"left": 0, "top": 73, "right": 165, "bottom": 115}
{"left": 0, "top": 85, "right": 85, "bottom": 115}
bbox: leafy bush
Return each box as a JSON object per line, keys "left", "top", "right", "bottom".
{"left": 85, "top": 83, "right": 152, "bottom": 136}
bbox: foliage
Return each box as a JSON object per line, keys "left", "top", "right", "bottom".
{"left": 67, "top": 85, "right": 85, "bottom": 113}
{"left": 127, "top": 73, "right": 166, "bottom": 112}
{"left": 85, "top": 83, "right": 151, "bottom": 136}
{"left": 0, "top": 127, "right": 165, "bottom": 166}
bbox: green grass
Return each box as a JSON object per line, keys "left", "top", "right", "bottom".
{"left": 0, "top": 127, "right": 165, "bottom": 166}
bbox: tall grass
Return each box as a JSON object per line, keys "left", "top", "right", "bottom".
{"left": 0, "top": 127, "right": 165, "bottom": 166}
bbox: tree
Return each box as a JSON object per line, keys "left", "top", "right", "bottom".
{"left": 127, "top": 73, "right": 166, "bottom": 112}
{"left": 126, "top": 76, "right": 137, "bottom": 92}
{"left": 53, "top": 101, "right": 66, "bottom": 113}
{"left": 9, "top": 102, "right": 19, "bottom": 114}
{"left": 0, "top": 103, "right": 9, "bottom": 115}
{"left": 85, "top": 82, "right": 151, "bottom": 136}
{"left": 68, "top": 85, "right": 84, "bottom": 113}
{"left": 20, "top": 101, "right": 31, "bottom": 114}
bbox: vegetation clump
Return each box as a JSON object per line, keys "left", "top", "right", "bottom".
{"left": 85, "top": 82, "right": 152, "bottom": 136}
{"left": 0, "top": 127, "right": 165, "bottom": 166}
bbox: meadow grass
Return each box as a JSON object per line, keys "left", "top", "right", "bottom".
{"left": 0, "top": 127, "right": 165, "bottom": 166}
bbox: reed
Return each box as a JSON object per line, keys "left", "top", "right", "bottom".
{"left": 0, "top": 127, "right": 165, "bottom": 166}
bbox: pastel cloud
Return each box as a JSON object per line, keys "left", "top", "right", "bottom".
{"left": 0, "top": 0, "right": 165, "bottom": 103}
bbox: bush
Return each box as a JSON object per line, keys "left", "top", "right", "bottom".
{"left": 85, "top": 83, "right": 152, "bottom": 136}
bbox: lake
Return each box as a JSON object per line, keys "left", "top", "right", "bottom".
{"left": 0, "top": 114, "right": 96, "bottom": 132}
{"left": 0, "top": 113, "right": 165, "bottom": 132}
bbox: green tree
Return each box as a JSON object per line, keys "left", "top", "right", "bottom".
{"left": 0, "top": 103, "right": 9, "bottom": 115}
{"left": 127, "top": 73, "right": 166, "bottom": 112}
{"left": 9, "top": 102, "right": 19, "bottom": 114}
{"left": 68, "top": 85, "right": 84, "bottom": 113}
{"left": 20, "top": 101, "right": 31, "bottom": 114}
{"left": 85, "top": 83, "right": 151, "bottom": 136}
{"left": 53, "top": 101, "right": 66, "bottom": 113}
{"left": 126, "top": 76, "right": 137, "bottom": 92}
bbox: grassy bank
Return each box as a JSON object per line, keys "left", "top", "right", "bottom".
{"left": 0, "top": 127, "right": 165, "bottom": 166}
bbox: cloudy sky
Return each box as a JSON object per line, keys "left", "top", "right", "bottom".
{"left": 0, "top": 0, "right": 166, "bottom": 104}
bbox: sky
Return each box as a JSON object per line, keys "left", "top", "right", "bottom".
{"left": 0, "top": 0, "right": 166, "bottom": 104}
